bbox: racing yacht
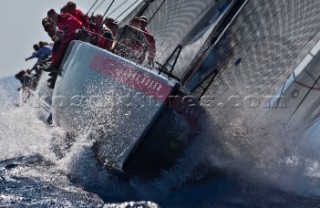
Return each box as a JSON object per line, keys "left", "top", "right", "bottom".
{"left": 50, "top": 0, "right": 244, "bottom": 178}
{"left": 33, "top": 0, "right": 320, "bottom": 178}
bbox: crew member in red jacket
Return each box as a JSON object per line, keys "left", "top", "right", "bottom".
{"left": 89, "top": 14, "right": 104, "bottom": 35}
{"left": 45, "top": 9, "right": 82, "bottom": 88}
{"left": 46, "top": 9, "right": 82, "bottom": 68}
{"left": 88, "top": 14, "right": 114, "bottom": 50}
{"left": 64, "top": 2, "right": 88, "bottom": 27}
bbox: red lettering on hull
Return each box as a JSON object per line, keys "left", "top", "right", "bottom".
{"left": 90, "top": 53, "right": 173, "bottom": 102}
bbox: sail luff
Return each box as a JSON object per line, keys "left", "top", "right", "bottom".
{"left": 181, "top": 0, "right": 248, "bottom": 84}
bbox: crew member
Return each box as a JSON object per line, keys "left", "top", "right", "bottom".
{"left": 64, "top": 2, "right": 88, "bottom": 27}
{"left": 104, "top": 17, "right": 119, "bottom": 37}
{"left": 139, "top": 16, "right": 156, "bottom": 66}
{"left": 89, "top": 14, "right": 114, "bottom": 50}
{"left": 113, "top": 17, "right": 148, "bottom": 64}
{"left": 25, "top": 44, "right": 52, "bottom": 72}
{"left": 44, "top": 9, "right": 82, "bottom": 88}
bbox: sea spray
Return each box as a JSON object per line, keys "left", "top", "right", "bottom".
{"left": 201, "top": 104, "right": 320, "bottom": 196}
{"left": 0, "top": 104, "right": 55, "bottom": 161}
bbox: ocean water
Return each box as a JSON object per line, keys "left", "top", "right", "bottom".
{"left": 1, "top": 77, "right": 320, "bottom": 208}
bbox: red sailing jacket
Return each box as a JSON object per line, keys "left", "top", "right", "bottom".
{"left": 71, "top": 9, "right": 88, "bottom": 27}
{"left": 97, "top": 29, "right": 114, "bottom": 50}
{"left": 56, "top": 14, "right": 82, "bottom": 43}
{"left": 88, "top": 23, "right": 104, "bottom": 35}
{"left": 51, "top": 14, "right": 82, "bottom": 68}
{"left": 143, "top": 29, "right": 156, "bottom": 60}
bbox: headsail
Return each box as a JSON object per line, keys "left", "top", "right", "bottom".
{"left": 207, "top": 0, "right": 320, "bottom": 98}
{"left": 194, "top": 0, "right": 320, "bottom": 132}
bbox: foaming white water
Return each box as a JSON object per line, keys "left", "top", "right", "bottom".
{"left": 0, "top": 78, "right": 132, "bottom": 201}
{"left": 0, "top": 78, "right": 56, "bottom": 161}
{"left": 0, "top": 77, "right": 20, "bottom": 108}
{"left": 0, "top": 105, "right": 55, "bottom": 161}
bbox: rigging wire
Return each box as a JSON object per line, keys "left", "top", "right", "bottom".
{"left": 288, "top": 73, "right": 320, "bottom": 122}
{"left": 94, "top": 0, "right": 116, "bottom": 31}
{"left": 115, "top": 0, "right": 140, "bottom": 20}
{"left": 193, "top": 70, "right": 219, "bottom": 102}
{"left": 93, "top": 0, "right": 107, "bottom": 13}
{"left": 102, "top": 0, "right": 116, "bottom": 19}
{"left": 108, "top": 0, "right": 128, "bottom": 16}
{"left": 84, "top": 0, "right": 107, "bottom": 32}
{"left": 148, "top": 0, "right": 166, "bottom": 24}
{"left": 134, "top": 0, "right": 153, "bottom": 18}
{"left": 293, "top": 70, "right": 320, "bottom": 90}
{"left": 276, "top": 79, "right": 287, "bottom": 107}
{"left": 86, "top": 0, "right": 100, "bottom": 16}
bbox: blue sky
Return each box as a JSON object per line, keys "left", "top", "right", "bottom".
{"left": 0, "top": 0, "right": 138, "bottom": 78}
